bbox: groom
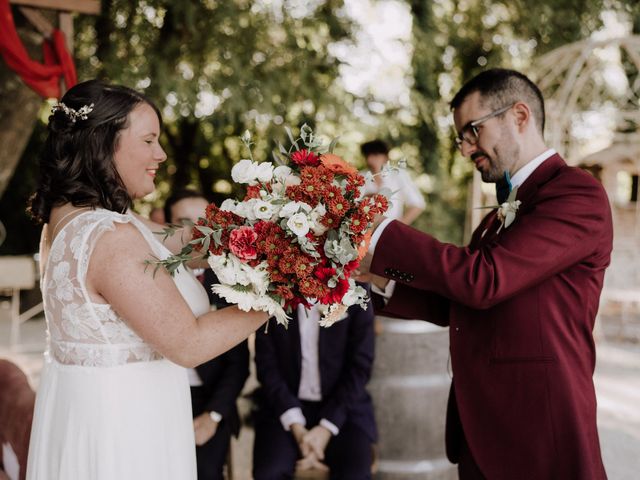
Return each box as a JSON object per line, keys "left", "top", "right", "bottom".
{"left": 363, "top": 68, "right": 611, "bottom": 479}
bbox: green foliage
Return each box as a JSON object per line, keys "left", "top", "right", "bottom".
{"left": 2, "top": 0, "right": 638, "bottom": 254}
{"left": 75, "top": 0, "right": 354, "bottom": 202}
{"left": 403, "top": 0, "right": 613, "bottom": 244}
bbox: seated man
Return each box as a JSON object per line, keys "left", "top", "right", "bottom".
{"left": 164, "top": 190, "right": 250, "bottom": 480}
{"left": 253, "top": 295, "right": 377, "bottom": 480}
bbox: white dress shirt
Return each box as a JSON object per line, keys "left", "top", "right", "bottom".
{"left": 369, "top": 149, "right": 557, "bottom": 299}
{"left": 362, "top": 168, "right": 426, "bottom": 221}
{"left": 279, "top": 304, "right": 339, "bottom": 436}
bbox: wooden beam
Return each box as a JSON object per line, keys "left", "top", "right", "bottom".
{"left": 9, "top": 0, "right": 100, "bottom": 15}
{"left": 18, "top": 7, "right": 54, "bottom": 39}
{"left": 58, "top": 12, "right": 73, "bottom": 51}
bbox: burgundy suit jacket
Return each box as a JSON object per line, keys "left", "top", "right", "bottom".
{"left": 371, "top": 154, "right": 611, "bottom": 480}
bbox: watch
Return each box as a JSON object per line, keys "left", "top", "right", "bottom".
{"left": 208, "top": 410, "right": 222, "bottom": 423}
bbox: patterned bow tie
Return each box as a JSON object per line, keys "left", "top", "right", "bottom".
{"left": 495, "top": 171, "right": 513, "bottom": 204}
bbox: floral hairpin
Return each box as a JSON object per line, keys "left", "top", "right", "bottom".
{"left": 51, "top": 102, "right": 95, "bottom": 123}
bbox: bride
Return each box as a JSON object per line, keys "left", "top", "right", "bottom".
{"left": 25, "top": 79, "right": 267, "bottom": 479}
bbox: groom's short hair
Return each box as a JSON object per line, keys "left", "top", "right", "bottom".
{"left": 450, "top": 68, "right": 545, "bottom": 135}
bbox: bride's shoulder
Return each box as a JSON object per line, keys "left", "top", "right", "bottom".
{"left": 88, "top": 212, "right": 149, "bottom": 256}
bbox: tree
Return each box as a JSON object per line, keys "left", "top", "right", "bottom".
{"left": 403, "top": 0, "right": 611, "bottom": 243}
{"left": 1, "top": 0, "right": 356, "bottom": 254}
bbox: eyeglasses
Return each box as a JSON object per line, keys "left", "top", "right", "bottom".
{"left": 454, "top": 103, "right": 515, "bottom": 151}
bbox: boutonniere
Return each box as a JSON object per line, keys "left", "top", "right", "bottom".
{"left": 496, "top": 186, "right": 521, "bottom": 232}
{"left": 477, "top": 186, "right": 521, "bottom": 235}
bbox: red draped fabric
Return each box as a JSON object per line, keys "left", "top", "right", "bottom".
{"left": 0, "top": 0, "right": 77, "bottom": 98}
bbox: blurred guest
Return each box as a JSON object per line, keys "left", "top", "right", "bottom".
{"left": 165, "top": 190, "right": 250, "bottom": 480}
{"left": 361, "top": 139, "right": 425, "bottom": 225}
{"left": 253, "top": 295, "right": 377, "bottom": 479}
{"left": 149, "top": 206, "right": 165, "bottom": 224}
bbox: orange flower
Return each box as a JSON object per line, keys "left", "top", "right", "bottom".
{"left": 357, "top": 229, "right": 372, "bottom": 261}
{"left": 320, "top": 153, "right": 358, "bottom": 176}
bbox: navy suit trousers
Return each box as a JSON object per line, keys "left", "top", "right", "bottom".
{"left": 253, "top": 400, "right": 372, "bottom": 480}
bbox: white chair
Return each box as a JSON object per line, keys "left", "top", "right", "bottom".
{"left": 0, "top": 256, "right": 43, "bottom": 351}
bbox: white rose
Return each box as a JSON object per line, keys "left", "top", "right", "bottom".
{"left": 253, "top": 199, "right": 276, "bottom": 220}
{"left": 273, "top": 165, "right": 292, "bottom": 181}
{"left": 231, "top": 159, "right": 258, "bottom": 185}
{"left": 255, "top": 162, "right": 274, "bottom": 183}
{"left": 220, "top": 198, "right": 237, "bottom": 212}
{"left": 232, "top": 201, "right": 249, "bottom": 219}
{"left": 285, "top": 175, "right": 302, "bottom": 186}
{"left": 287, "top": 212, "right": 310, "bottom": 237}
{"left": 238, "top": 199, "right": 259, "bottom": 221}
{"left": 279, "top": 201, "right": 312, "bottom": 219}
{"left": 310, "top": 203, "right": 328, "bottom": 235}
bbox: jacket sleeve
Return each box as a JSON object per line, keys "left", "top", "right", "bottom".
{"left": 371, "top": 171, "right": 612, "bottom": 310}
{"left": 203, "top": 340, "right": 250, "bottom": 418}
{"left": 375, "top": 282, "right": 450, "bottom": 327}
{"left": 319, "top": 299, "right": 375, "bottom": 430}
{"left": 255, "top": 322, "right": 302, "bottom": 415}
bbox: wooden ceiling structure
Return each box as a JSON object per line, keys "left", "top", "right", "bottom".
{"left": 9, "top": 0, "right": 100, "bottom": 90}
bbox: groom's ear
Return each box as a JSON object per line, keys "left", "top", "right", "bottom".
{"left": 512, "top": 102, "right": 533, "bottom": 132}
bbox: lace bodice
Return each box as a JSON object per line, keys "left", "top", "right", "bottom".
{"left": 41, "top": 209, "right": 210, "bottom": 367}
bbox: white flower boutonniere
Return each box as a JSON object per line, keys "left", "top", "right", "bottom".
{"left": 496, "top": 186, "right": 521, "bottom": 232}
{"left": 476, "top": 186, "right": 522, "bottom": 236}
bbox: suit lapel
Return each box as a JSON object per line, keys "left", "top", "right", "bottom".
{"left": 471, "top": 154, "right": 567, "bottom": 248}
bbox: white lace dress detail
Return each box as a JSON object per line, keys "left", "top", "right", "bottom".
{"left": 27, "top": 208, "right": 209, "bottom": 480}
{"left": 41, "top": 209, "right": 169, "bottom": 366}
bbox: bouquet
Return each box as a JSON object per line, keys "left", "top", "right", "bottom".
{"left": 156, "top": 125, "right": 389, "bottom": 326}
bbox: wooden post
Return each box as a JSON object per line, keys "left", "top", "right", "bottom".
{"left": 58, "top": 12, "right": 73, "bottom": 94}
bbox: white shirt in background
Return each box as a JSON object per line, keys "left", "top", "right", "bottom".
{"left": 362, "top": 168, "right": 425, "bottom": 221}
{"left": 279, "top": 304, "right": 339, "bottom": 436}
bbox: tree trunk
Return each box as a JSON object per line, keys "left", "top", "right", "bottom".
{"left": 0, "top": 70, "right": 42, "bottom": 200}
{"left": 0, "top": 7, "right": 56, "bottom": 200}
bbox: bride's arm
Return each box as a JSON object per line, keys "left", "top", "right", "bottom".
{"left": 86, "top": 222, "right": 267, "bottom": 368}
{"left": 133, "top": 213, "right": 209, "bottom": 268}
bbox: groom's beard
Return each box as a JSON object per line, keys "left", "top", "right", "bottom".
{"left": 474, "top": 130, "right": 519, "bottom": 183}
{"left": 473, "top": 150, "right": 503, "bottom": 183}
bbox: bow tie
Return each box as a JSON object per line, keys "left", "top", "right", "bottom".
{"left": 495, "top": 172, "right": 513, "bottom": 204}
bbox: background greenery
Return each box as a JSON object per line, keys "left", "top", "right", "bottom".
{"left": 1, "top": 0, "right": 638, "bottom": 255}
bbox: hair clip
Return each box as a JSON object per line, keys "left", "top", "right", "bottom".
{"left": 51, "top": 102, "right": 95, "bottom": 123}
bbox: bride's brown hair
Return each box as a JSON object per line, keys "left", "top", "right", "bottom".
{"left": 28, "top": 79, "right": 161, "bottom": 224}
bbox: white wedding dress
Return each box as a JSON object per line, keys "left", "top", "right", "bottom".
{"left": 26, "top": 209, "right": 210, "bottom": 480}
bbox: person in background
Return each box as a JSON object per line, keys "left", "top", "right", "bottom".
{"left": 252, "top": 296, "right": 377, "bottom": 480}
{"left": 164, "top": 189, "right": 250, "bottom": 480}
{"left": 149, "top": 206, "right": 165, "bottom": 224}
{"left": 360, "top": 139, "right": 425, "bottom": 225}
